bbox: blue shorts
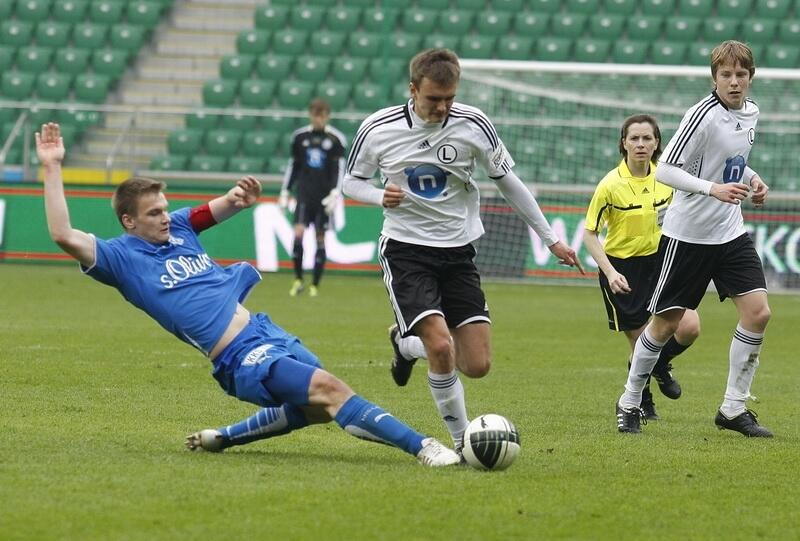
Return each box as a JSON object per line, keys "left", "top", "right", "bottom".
{"left": 211, "top": 313, "right": 322, "bottom": 407}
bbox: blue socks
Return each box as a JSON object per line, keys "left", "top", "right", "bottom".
{"left": 218, "top": 404, "right": 308, "bottom": 449}
{"left": 334, "top": 395, "right": 425, "bottom": 456}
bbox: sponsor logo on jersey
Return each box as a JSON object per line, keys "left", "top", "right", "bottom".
{"left": 735, "top": 122, "right": 742, "bottom": 131}
{"left": 160, "top": 252, "right": 214, "bottom": 288}
{"left": 642, "top": 187, "right": 649, "bottom": 194}
{"left": 748, "top": 128, "right": 755, "bottom": 145}
{"left": 306, "top": 147, "right": 325, "bottom": 169}
{"left": 242, "top": 344, "right": 274, "bottom": 367}
{"left": 723, "top": 155, "right": 747, "bottom": 183}
{"left": 404, "top": 164, "right": 450, "bottom": 199}
{"left": 417, "top": 139, "right": 431, "bottom": 150}
{"left": 436, "top": 144, "right": 457, "bottom": 164}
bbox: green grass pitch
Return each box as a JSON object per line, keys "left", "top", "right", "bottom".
{"left": 1, "top": 264, "right": 798, "bottom": 540}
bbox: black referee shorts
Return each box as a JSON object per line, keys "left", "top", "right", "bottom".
{"left": 378, "top": 236, "right": 491, "bottom": 337}
{"left": 599, "top": 253, "right": 658, "bottom": 332}
{"left": 293, "top": 199, "right": 329, "bottom": 231}
{"left": 648, "top": 233, "right": 767, "bottom": 313}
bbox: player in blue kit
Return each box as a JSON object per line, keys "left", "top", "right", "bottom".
{"left": 38, "top": 122, "right": 459, "bottom": 467}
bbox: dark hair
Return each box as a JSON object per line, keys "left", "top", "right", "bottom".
{"left": 112, "top": 177, "right": 166, "bottom": 226}
{"left": 711, "top": 40, "right": 755, "bottom": 79}
{"left": 618, "top": 114, "right": 662, "bottom": 162}
{"left": 308, "top": 98, "right": 331, "bottom": 115}
{"left": 409, "top": 48, "right": 460, "bottom": 88}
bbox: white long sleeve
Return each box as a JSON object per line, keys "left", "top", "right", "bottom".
{"left": 495, "top": 171, "right": 559, "bottom": 246}
{"left": 342, "top": 174, "right": 384, "bottom": 206}
{"left": 656, "top": 162, "right": 715, "bottom": 195}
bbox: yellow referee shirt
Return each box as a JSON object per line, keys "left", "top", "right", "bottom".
{"left": 585, "top": 160, "right": 673, "bottom": 259}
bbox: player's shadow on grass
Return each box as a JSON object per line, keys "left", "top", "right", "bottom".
{"left": 181, "top": 447, "right": 422, "bottom": 467}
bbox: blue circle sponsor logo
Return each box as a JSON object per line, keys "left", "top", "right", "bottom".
{"left": 404, "top": 164, "right": 450, "bottom": 198}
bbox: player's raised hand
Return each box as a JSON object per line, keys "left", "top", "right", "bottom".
{"left": 227, "top": 175, "right": 262, "bottom": 208}
{"left": 607, "top": 269, "right": 631, "bottom": 294}
{"left": 750, "top": 176, "right": 769, "bottom": 208}
{"left": 549, "top": 240, "right": 585, "bottom": 275}
{"left": 35, "top": 122, "right": 65, "bottom": 166}
{"left": 383, "top": 183, "right": 405, "bottom": 208}
{"left": 709, "top": 182, "right": 749, "bottom": 205}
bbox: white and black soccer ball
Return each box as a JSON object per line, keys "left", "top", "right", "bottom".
{"left": 461, "top": 414, "right": 520, "bottom": 471}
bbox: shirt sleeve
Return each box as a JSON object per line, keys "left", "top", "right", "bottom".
{"left": 660, "top": 103, "right": 714, "bottom": 167}
{"left": 469, "top": 116, "right": 515, "bottom": 179}
{"left": 346, "top": 120, "right": 379, "bottom": 180}
{"left": 585, "top": 181, "right": 611, "bottom": 232}
{"left": 81, "top": 235, "right": 124, "bottom": 288}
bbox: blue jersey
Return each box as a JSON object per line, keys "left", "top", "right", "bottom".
{"left": 82, "top": 207, "right": 261, "bottom": 355}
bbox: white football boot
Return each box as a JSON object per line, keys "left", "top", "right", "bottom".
{"left": 416, "top": 438, "right": 460, "bottom": 467}
{"left": 185, "top": 429, "right": 225, "bottom": 452}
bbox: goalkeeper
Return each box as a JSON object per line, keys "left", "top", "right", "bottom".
{"left": 279, "top": 98, "right": 346, "bottom": 297}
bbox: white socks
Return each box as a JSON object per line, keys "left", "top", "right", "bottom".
{"left": 398, "top": 334, "right": 427, "bottom": 360}
{"left": 619, "top": 327, "right": 667, "bottom": 409}
{"left": 428, "top": 370, "right": 468, "bottom": 447}
{"left": 720, "top": 324, "right": 763, "bottom": 418}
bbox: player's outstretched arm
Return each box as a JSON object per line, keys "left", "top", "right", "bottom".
{"left": 38, "top": 123, "right": 94, "bottom": 267}
{"left": 583, "top": 230, "right": 629, "bottom": 293}
{"left": 208, "top": 175, "right": 262, "bottom": 223}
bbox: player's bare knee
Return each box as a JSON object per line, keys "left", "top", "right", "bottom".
{"left": 424, "top": 336, "right": 454, "bottom": 364}
{"left": 749, "top": 304, "right": 771, "bottom": 329}
{"left": 308, "top": 370, "right": 354, "bottom": 408}
{"left": 677, "top": 311, "right": 701, "bottom": 343}
{"left": 460, "top": 357, "right": 491, "bottom": 378}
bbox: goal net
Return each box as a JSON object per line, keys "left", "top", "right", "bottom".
{"left": 458, "top": 60, "right": 800, "bottom": 291}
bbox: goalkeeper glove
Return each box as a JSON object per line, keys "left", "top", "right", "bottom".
{"left": 321, "top": 189, "right": 339, "bottom": 216}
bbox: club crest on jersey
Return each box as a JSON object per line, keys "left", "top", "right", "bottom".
{"left": 436, "top": 144, "right": 457, "bottom": 164}
{"left": 404, "top": 164, "right": 450, "bottom": 199}
{"left": 242, "top": 344, "right": 274, "bottom": 367}
{"left": 748, "top": 128, "right": 755, "bottom": 145}
{"left": 306, "top": 147, "right": 325, "bottom": 169}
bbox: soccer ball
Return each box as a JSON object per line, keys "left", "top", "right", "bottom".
{"left": 461, "top": 414, "right": 520, "bottom": 471}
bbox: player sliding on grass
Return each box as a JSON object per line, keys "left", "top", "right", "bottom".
{"left": 38, "top": 122, "right": 459, "bottom": 467}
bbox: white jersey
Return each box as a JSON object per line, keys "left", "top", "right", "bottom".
{"left": 659, "top": 92, "right": 759, "bottom": 245}
{"left": 345, "top": 101, "right": 514, "bottom": 247}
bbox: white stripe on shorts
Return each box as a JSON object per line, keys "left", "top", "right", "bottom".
{"left": 648, "top": 237, "right": 678, "bottom": 313}
{"left": 378, "top": 235, "right": 408, "bottom": 334}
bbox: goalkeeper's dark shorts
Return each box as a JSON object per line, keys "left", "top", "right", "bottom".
{"left": 378, "top": 235, "right": 491, "bottom": 337}
{"left": 294, "top": 198, "right": 329, "bottom": 231}
{"left": 598, "top": 253, "right": 658, "bottom": 332}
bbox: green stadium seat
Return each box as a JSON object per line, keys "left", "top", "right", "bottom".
{"left": 291, "top": 5, "right": 325, "bottom": 31}
{"left": 423, "top": 35, "right": 459, "bottom": 51}
{"left": 550, "top": 14, "right": 587, "bottom": 38}
{"left": 204, "top": 129, "right": 241, "bottom": 157}
{"left": 185, "top": 110, "right": 219, "bottom": 131}
{"left": 54, "top": 47, "right": 90, "bottom": 75}
{"left": 0, "top": 0, "right": 13, "bottom": 18}
{"left": 294, "top": 55, "right": 330, "bottom": 83}
{"left": 219, "top": 110, "right": 258, "bottom": 131}
{"left": 1, "top": 72, "right": 35, "bottom": 100}
{"left": 687, "top": 41, "right": 714, "bottom": 65}
{"left": 716, "top": 0, "right": 752, "bottom": 17}
{"left": 149, "top": 155, "right": 188, "bottom": 171}
{"left": 242, "top": 130, "right": 279, "bottom": 157}
{"left": 189, "top": 155, "right": 227, "bottom": 172}
{"left": 91, "top": 48, "right": 128, "bottom": 80}
{"left": 604, "top": 0, "right": 636, "bottom": 14}
{"left": 402, "top": 9, "right": 438, "bottom": 35}
{"left": 15, "top": 0, "right": 52, "bottom": 22}
{"left": 574, "top": 38, "right": 610, "bottom": 63}
{"left": 779, "top": 20, "right": 800, "bottom": 45}
{"left": 566, "top": 0, "right": 600, "bottom": 14}
{"left": 665, "top": 16, "right": 702, "bottom": 41}
{"left": 309, "top": 31, "right": 345, "bottom": 57}
{"left": 347, "top": 32, "right": 383, "bottom": 58}
{"left": 126, "top": 1, "right": 162, "bottom": 29}
{"left": 385, "top": 33, "right": 420, "bottom": 60}
{"left": 459, "top": 35, "right": 496, "bottom": 59}
{"left": 528, "top": 0, "right": 561, "bottom": 11}
{"left": 418, "top": 0, "right": 449, "bottom": 8}
{"left": 28, "top": 106, "right": 59, "bottom": 127}
{"left": 17, "top": 46, "right": 53, "bottom": 74}
{"left": 109, "top": 24, "right": 145, "bottom": 53}
{"left": 495, "top": 36, "right": 533, "bottom": 60}
{"left": 59, "top": 107, "right": 102, "bottom": 130}
{"left": 203, "top": 79, "right": 238, "bottom": 107}
{"left": 265, "top": 156, "right": 288, "bottom": 176}
{"left": 277, "top": 80, "right": 314, "bottom": 109}
{"left": 239, "top": 79, "right": 275, "bottom": 108}
{"left": 89, "top": 0, "right": 124, "bottom": 24}
{"left": 227, "top": 156, "right": 266, "bottom": 174}
{"left": 612, "top": 40, "right": 649, "bottom": 63}
{"left": 677, "top": 0, "right": 712, "bottom": 16}
{"left": 756, "top": 0, "right": 792, "bottom": 19}
{"left": 642, "top": 0, "right": 675, "bottom": 15}
{"left": 474, "top": 11, "right": 512, "bottom": 36}
{"left": 236, "top": 30, "right": 270, "bottom": 55}
{"left": 0, "top": 21, "right": 34, "bottom": 47}
{"left": 254, "top": 4, "right": 287, "bottom": 30}
{"left": 702, "top": 18, "right": 739, "bottom": 42}
{"left": 438, "top": 10, "right": 473, "bottom": 36}
{"left": 314, "top": 81, "right": 350, "bottom": 109}
{"left": 255, "top": 54, "right": 293, "bottom": 81}
{"left": 650, "top": 41, "right": 687, "bottom": 64}
{"left": 73, "top": 73, "right": 109, "bottom": 103}
{"left": 514, "top": 13, "right": 549, "bottom": 35}
{"left": 219, "top": 54, "right": 255, "bottom": 81}
{"left": 362, "top": 7, "right": 399, "bottom": 32}
{"left": 35, "top": 22, "right": 71, "bottom": 48}
{"left": 352, "top": 82, "right": 387, "bottom": 111}
{"left": 307, "top": 0, "right": 336, "bottom": 6}
{"left": 272, "top": 30, "right": 307, "bottom": 56}
{"left": 261, "top": 115, "right": 296, "bottom": 137}
{"left": 0, "top": 46, "right": 15, "bottom": 72}
{"left": 492, "top": 0, "right": 524, "bottom": 10}
{"left": 764, "top": 44, "right": 800, "bottom": 67}
{"left": 590, "top": 14, "right": 624, "bottom": 39}
{"left": 369, "top": 58, "right": 405, "bottom": 81}
{"left": 36, "top": 72, "right": 72, "bottom": 101}
{"left": 325, "top": 6, "right": 360, "bottom": 32}
{"left": 73, "top": 23, "right": 109, "bottom": 50}
{"left": 628, "top": 16, "right": 662, "bottom": 36}
{"left": 742, "top": 19, "right": 778, "bottom": 44}
{"left": 167, "top": 128, "right": 203, "bottom": 156}
{"left": 53, "top": 0, "right": 88, "bottom": 22}
{"left": 535, "top": 37, "right": 571, "bottom": 61}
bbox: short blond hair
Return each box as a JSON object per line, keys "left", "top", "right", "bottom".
{"left": 711, "top": 40, "right": 755, "bottom": 79}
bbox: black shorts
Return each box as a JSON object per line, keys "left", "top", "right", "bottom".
{"left": 599, "top": 253, "right": 658, "bottom": 332}
{"left": 293, "top": 199, "right": 329, "bottom": 231}
{"left": 378, "top": 236, "right": 491, "bottom": 337}
{"left": 649, "top": 233, "right": 767, "bottom": 313}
